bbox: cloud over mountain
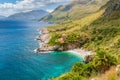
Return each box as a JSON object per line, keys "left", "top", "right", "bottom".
{"left": 0, "top": 0, "right": 71, "bottom": 16}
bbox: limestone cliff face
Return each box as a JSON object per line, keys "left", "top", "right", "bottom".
{"left": 104, "top": 0, "right": 120, "bottom": 16}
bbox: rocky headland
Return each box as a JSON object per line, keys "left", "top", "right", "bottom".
{"left": 36, "top": 28, "right": 59, "bottom": 53}
{"left": 36, "top": 28, "right": 95, "bottom": 61}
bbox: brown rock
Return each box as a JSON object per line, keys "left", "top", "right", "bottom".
{"left": 84, "top": 54, "right": 94, "bottom": 63}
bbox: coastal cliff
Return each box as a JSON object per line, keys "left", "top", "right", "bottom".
{"left": 36, "top": 28, "right": 80, "bottom": 52}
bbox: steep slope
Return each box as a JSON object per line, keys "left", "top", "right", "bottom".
{"left": 42, "top": 0, "right": 109, "bottom": 23}
{"left": 49, "top": 0, "right": 120, "bottom": 79}
{"left": 48, "top": 0, "right": 120, "bottom": 53}
{"left": 47, "top": 0, "right": 120, "bottom": 56}
{"left": 6, "top": 10, "right": 49, "bottom": 21}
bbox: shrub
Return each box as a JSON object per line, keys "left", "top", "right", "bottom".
{"left": 92, "top": 50, "right": 117, "bottom": 73}
{"left": 51, "top": 73, "right": 87, "bottom": 80}
{"left": 72, "top": 62, "right": 97, "bottom": 77}
{"left": 48, "top": 34, "right": 61, "bottom": 46}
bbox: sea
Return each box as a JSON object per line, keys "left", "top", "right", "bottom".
{"left": 0, "top": 20, "right": 83, "bottom": 80}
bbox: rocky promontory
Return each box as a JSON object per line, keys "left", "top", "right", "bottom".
{"left": 36, "top": 28, "right": 95, "bottom": 62}
{"left": 36, "top": 28, "right": 59, "bottom": 53}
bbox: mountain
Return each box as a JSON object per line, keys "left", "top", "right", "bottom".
{"left": 41, "top": 0, "right": 109, "bottom": 23}
{"left": 48, "top": 0, "right": 120, "bottom": 79}
{"left": 47, "top": 0, "right": 120, "bottom": 56}
{"left": 0, "top": 15, "right": 6, "bottom": 19}
{"left": 6, "top": 10, "right": 49, "bottom": 21}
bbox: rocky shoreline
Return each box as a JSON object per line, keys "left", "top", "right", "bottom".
{"left": 67, "top": 49, "right": 95, "bottom": 62}
{"left": 36, "top": 28, "right": 95, "bottom": 61}
{"left": 36, "top": 28, "right": 59, "bottom": 53}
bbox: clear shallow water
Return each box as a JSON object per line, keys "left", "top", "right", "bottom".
{"left": 0, "top": 20, "right": 83, "bottom": 80}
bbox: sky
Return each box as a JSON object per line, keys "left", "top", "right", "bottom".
{"left": 0, "top": 0, "right": 71, "bottom": 17}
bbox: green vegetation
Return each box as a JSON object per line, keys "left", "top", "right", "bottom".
{"left": 92, "top": 51, "right": 117, "bottom": 73}
{"left": 48, "top": 10, "right": 105, "bottom": 46}
{"left": 42, "top": 0, "right": 109, "bottom": 23}
{"left": 93, "top": 66, "right": 120, "bottom": 80}
{"left": 47, "top": 0, "right": 120, "bottom": 55}
{"left": 47, "top": 0, "right": 120, "bottom": 79}
{"left": 52, "top": 51, "right": 117, "bottom": 80}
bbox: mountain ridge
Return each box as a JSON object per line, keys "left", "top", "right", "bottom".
{"left": 6, "top": 9, "right": 49, "bottom": 21}
{"left": 41, "top": 0, "right": 109, "bottom": 23}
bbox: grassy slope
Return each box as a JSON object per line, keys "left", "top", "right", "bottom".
{"left": 93, "top": 67, "right": 120, "bottom": 80}
{"left": 47, "top": 0, "right": 120, "bottom": 55}
{"left": 42, "top": 0, "right": 109, "bottom": 23}
{"left": 49, "top": 9, "right": 120, "bottom": 80}
{"left": 83, "top": 10, "right": 120, "bottom": 55}
{"left": 47, "top": 10, "right": 105, "bottom": 46}
{"left": 47, "top": 0, "right": 120, "bottom": 79}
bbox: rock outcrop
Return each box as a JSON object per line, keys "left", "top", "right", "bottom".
{"left": 84, "top": 54, "right": 94, "bottom": 63}
{"left": 36, "top": 28, "right": 60, "bottom": 53}
{"left": 104, "top": 0, "right": 120, "bottom": 16}
{"left": 36, "top": 28, "right": 81, "bottom": 53}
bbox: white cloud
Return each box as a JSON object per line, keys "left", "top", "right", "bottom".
{"left": 46, "top": 9, "right": 54, "bottom": 12}
{"left": 0, "top": 0, "right": 71, "bottom": 16}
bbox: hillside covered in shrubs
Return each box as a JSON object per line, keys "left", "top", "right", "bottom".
{"left": 46, "top": 0, "right": 120, "bottom": 79}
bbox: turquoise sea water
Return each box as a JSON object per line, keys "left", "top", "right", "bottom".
{"left": 0, "top": 20, "right": 83, "bottom": 80}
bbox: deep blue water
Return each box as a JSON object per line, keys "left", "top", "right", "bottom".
{"left": 0, "top": 20, "right": 83, "bottom": 80}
